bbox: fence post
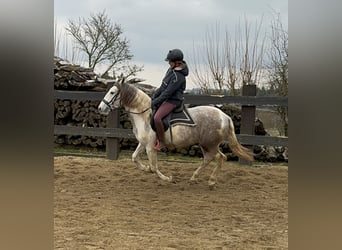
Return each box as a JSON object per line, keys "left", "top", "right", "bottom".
{"left": 105, "top": 83, "right": 120, "bottom": 160}
{"left": 106, "top": 109, "right": 120, "bottom": 159}
{"left": 239, "top": 84, "right": 256, "bottom": 165}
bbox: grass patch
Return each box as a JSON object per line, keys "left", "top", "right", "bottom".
{"left": 54, "top": 144, "right": 203, "bottom": 163}
{"left": 54, "top": 145, "right": 288, "bottom": 167}
{"left": 54, "top": 144, "right": 106, "bottom": 158}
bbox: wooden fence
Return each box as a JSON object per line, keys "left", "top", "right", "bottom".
{"left": 54, "top": 85, "right": 288, "bottom": 160}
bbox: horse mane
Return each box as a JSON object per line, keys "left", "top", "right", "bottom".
{"left": 119, "top": 83, "right": 150, "bottom": 109}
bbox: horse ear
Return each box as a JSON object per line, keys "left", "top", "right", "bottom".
{"left": 118, "top": 73, "right": 126, "bottom": 85}
{"left": 116, "top": 73, "right": 126, "bottom": 89}
{"left": 120, "top": 74, "right": 126, "bottom": 84}
{"left": 116, "top": 73, "right": 125, "bottom": 89}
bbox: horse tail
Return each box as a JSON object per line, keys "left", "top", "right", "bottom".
{"left": 227, "top": 117, "right": 254, "bottom": 162}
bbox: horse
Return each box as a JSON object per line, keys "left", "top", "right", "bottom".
{"left": 98, "top": 80, "right": 254, "bottom": 188}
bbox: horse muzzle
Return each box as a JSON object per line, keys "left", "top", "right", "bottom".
{"left": 98, "top": 103, "right": 111, "bottom": 115}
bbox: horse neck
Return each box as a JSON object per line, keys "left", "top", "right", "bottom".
{"left": 121, "top": 85, "right": 151, "bottom": 120}
{"left": 132, "top": 88, "right": 151, "bottom": 110}
{"left": 123, "top": 88, "right": 152, "bottom": 135}
{"left": 120, "top": 84, "right": 150, "bottom": 110}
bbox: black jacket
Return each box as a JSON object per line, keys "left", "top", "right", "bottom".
{"left": 152, "top": 61, "right": 189, "bottom": 108}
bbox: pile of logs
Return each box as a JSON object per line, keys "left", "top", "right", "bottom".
{"left": 54, "top": 57, "right": 287, "bottom": 162}
{"left": 54, "top": 100, "right": 106, "bottom": 127}
{"left": 54, "top": 56, "right": 107, "bottom": 91}
{"left": 54, "top": 57, "right": 107, "bottom": 148}
{"left": 54, "top": 57, "right": 152, "bottom": 149}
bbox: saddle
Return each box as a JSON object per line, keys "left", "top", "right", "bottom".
{"left": 150, "top": 105, "right": 196, "bottom": 132}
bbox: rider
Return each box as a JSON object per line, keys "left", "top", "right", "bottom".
{"left": 151, "top": 48, "right": 189, "bottom": 151}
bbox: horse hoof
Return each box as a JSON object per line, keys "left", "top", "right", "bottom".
{"left": 146, "top": 166, "right": 154, "bottom": 173}
{"left": 208, "top": 181, "right": 217, "bottom": 190}
{"left": 140, "top": 165, "right": 151, "bottom": 172}
{"left": 189, "top": 178, "right": 198, "bottom": 185}
{"left": 168, "top": 176, "right": 173, "bottom": 183}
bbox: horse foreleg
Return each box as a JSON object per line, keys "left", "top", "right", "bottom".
{"left": 146, "top": 146, "right": 173, "bottom": 182}
{"left": 132, "top": 143, "right": 151, "bottom": 172}
{"left": 208, "top": 151, "right": 227, "bottom": 189}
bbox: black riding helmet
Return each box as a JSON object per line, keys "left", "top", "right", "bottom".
{"left": 165, "top": 49, "right": 184, "bottom": 62}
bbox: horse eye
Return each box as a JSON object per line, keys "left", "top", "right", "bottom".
{"left": 110, "top": 91, "right": 114, "bottom": 95}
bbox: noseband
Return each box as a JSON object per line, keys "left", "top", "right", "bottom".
{"left": 102, "top": 92, "right": 120, "bottom": 111}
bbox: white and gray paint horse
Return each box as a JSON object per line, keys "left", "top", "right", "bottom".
{"left": 98, "top": 80, "right": 253, "bottom": 188}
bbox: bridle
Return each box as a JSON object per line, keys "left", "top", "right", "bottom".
{"left": 102, "top": 91, "right": 151, "bottom": 115}
{"left": 102, "top": 92, "right": 120, "bottom": 112}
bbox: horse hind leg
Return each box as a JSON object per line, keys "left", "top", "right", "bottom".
{"left": 189, "top": 146, "right": 214, "bottom": 184}
{"left": 208, "top": 150, "right": 227, "bottom": 189}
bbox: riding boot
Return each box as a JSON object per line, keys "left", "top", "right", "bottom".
{"left": 154, "top": 121, "right": 166, "bottom": 151}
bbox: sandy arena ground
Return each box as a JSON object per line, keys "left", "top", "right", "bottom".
{"left": 54, "top": 156, "right": 288, "bottom": 249}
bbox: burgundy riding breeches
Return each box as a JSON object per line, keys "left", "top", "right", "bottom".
{"left": 153, "top": 101, "right": 176, "bottom": 128}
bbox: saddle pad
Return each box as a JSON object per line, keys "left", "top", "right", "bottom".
{"left": 150, "top": 106, "right": 196, "bottom": 132}
{"left": 169, "top": 107, "right": 196, "bottom": 127}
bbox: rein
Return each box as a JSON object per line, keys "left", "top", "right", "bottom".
{"left": 125, "top": 107, "right": 151, "bottom": 115}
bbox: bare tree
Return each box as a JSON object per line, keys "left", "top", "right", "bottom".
{"left": 267, "top": 12, "right": 288, "bottom": 136}
{"left": 239, "top": 16, "right": 266, "bottom": 86}
{"left": 224, "top": 28, "right": 240, "bottom": 96}
{"left": 191, "top": 18, "right": 266, "bottom": 95}
{"left": 66, "top": 10, "right": 142, "bottom": 78}
{"left": 191, "top": 25, "right": 225, "bottom": 94}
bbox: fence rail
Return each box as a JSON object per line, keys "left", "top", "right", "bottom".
{"left": 54, "top": 85, "right": 288, "bottom": 159}
{"left": 54, "top": 90, "right": 288, "bottom": 106}
{"left": 54, "top": 125, "right": 288, "bottom": 147}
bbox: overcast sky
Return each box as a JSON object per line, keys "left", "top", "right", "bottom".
{"left": 54, "top": 0, "right": 288, "bottom": 89}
